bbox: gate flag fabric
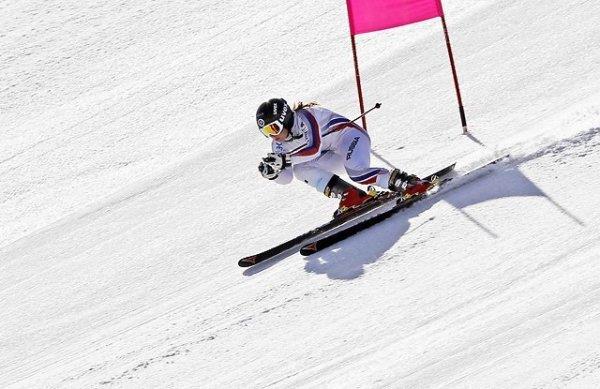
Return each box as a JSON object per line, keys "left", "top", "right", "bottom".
{"left": 346, "top": 0, "right": 443, "bottom": 35}
{"left": 344, "top": 0, "right": 468, "bottom": 133}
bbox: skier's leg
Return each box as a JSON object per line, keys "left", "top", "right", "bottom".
{"left": 340, "top": 128, "right": 430, "bottom": 195}
{"left": 291, "top": 162, "right": 335, "bottom": 194}
{"left": 339, "top": 128, "right": 391, "bottom": 188}
{"left": 293, "top": 154, "right": 373, "bottom": 216}
{"left": 291, "top": 151, "right": 344, "bottom": 193}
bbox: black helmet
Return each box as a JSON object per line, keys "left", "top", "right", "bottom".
{"left": 256, "top": 98, "right": 294, "bottom": 136}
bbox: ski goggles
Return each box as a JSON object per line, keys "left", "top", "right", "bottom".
{"left": 259, "top": 120, "right": 284, "bottom": 138}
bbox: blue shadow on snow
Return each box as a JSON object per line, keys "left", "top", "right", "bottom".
{"left": 303, "top": 164, "right": 584, "bottom": 280}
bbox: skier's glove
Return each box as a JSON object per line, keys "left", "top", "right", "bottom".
{"left": 258, "top": 153, "right": 288, "bottom": 180}
{"left": 258, "top": 161, "right": 279, "bottom": 180}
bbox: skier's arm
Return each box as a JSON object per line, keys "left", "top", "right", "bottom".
{"left": 287, "top": 108, "right": 326, "bottom": 165}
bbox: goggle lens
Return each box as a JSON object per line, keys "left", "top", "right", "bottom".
{"left": 260, "top": 121, "right": 284, "bottom": 137}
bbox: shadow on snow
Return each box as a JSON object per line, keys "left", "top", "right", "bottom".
{"left": 303, "top": 164, "right": 584, "bottom": 280}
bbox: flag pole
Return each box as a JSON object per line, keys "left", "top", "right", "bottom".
{"left": 350, "top": 34, "right": 368, "bottom": 130}
{"left": 439, "top": 13, "right": 468, "bottom": 134}
{"left": 346, "top": 0, "right": 367, "bottom": 129}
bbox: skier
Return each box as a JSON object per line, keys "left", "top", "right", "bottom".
{"left": 256, "top": 98, "right": 430, "bottom": 216}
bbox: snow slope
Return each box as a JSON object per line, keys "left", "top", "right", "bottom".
{"left": 1, "top": 0, "right": 600, "bottom": 387}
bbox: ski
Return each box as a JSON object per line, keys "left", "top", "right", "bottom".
{"left": 299, "top": 179, "right": 449, "bottom": 256}
{"left": 299, "top": 156, "right": 508, "bottom": 256}
{"left": 238, "top": 163, "right": 456, "bottom": 268}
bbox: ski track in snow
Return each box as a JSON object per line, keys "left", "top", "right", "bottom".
{"left": 2, "top": 0, "right": 600, "bottom": 388}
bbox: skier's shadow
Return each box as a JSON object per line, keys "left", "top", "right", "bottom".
{"left": 302, "top": 201, "right": 436, "bottom": 280}
{"left": 303, "top": 165, "right": 585, "bottom": 280}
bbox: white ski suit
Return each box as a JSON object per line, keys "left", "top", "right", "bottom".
{"left": 270, "top": 106, "right": 392, "bottom": 193}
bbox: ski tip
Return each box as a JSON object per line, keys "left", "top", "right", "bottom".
{"left": 238, "top": 255, "right": 257, "bottom": 267}
{"left": 300, "top": 243, "right": 318, "bottom": 256}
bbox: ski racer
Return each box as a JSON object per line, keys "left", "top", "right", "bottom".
{"left": 255, "top": 98, "right": 430, "bottom": 216}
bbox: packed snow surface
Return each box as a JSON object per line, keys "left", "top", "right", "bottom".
{"left": 1, "top": 0, "right": 600, "bottom": 388}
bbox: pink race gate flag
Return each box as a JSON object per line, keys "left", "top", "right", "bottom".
{"left": 346, "top": 0, "right": 444, "bottom": 35}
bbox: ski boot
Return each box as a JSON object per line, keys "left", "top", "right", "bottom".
{"left": 388, "top": 169, "right": 433, "bottom": 198}
{"left": 324, "top": 175, "right": 375, "bottom": 218}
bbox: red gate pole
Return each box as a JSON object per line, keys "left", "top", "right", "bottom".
{"left": 350, "top": 34, "right": 368, "bottom": 130}
{"left": 440, "top": 13, "right": 468, "bottom": 134}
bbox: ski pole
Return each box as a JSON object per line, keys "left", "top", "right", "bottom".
{"left": 350, "top": 102, "right": 381, "bottom": 123}
{"left": 349, "top": 103, "right": 398, "bottom": 170}
{"left": 370, "top": 149, "right": 398, "bottom": 170}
